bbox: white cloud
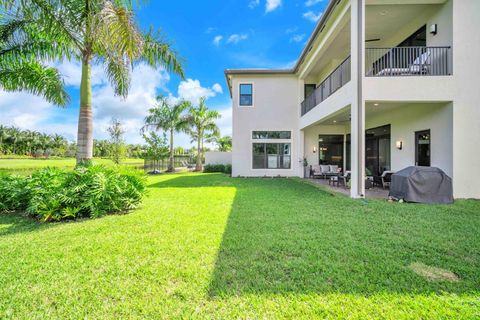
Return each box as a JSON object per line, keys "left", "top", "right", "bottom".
{"left": 212, "top": 35, "right": 223, "bottom": 46}
{"left": 55, "top": 60, "right": 107, "bottom": 87}
{"left": 290, "top": 34, "right": 306, "bottom": 43}
{"left": 212, "top": 83, "right": 223, "bottom": 94}
{"left": 266, "top": 0, "right": 282, "bottom": 12}
{"left": 303, "top": 10, "right": 322, "bottom": 22}
{"left": 176, "top": 79, "right": 221, "bottom": 105}
{"left": 285, "top": 26, "right": 298, "bottom": 34}
{"left": 248, "top": 0, "right": 260, "bottom": 9}
{"left": 305, "top": 0, "right": 323, "bottom": 7}
{"left": 227, "top": 34, "right": 248, "bottom": 44}
{"left": 205, "top": 27, "right": 215, "bottom": 34}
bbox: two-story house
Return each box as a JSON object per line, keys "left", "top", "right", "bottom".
{"left": 225, "top": 0, "right": 480, "bottom": 199}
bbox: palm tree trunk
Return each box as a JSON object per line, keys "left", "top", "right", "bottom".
{"left": 168, "top": 129, "right": 174, "bottom": 172}
{"left": 196, "top": 131, "right": 202, "bottom": 171}
{"left": 76, "top": 58, "right": 93, "bottom": 164}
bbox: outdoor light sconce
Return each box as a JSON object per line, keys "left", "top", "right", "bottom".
{"left": 313, "top": 146, "right": 317, "bottom": 153}
{"left": 396, "top": 141, "right": 403, "bottom": 150}
{"left": 430, "top": 24, "right": 437, "bottom": 35}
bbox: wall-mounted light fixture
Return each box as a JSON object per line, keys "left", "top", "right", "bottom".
{"left": 430, "top": 24, "right": 437, "bottom": 35}
{"left": 396, "top": 141, "right": 403, "bottom": 150}
{"left": 313, "top": 146, "right": 317, "bottom": 153}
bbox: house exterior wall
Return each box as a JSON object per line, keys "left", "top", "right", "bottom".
{"left": 231, "top": 75, "right": 303, "bottom": 177}
{"left": 227, "top": 0, "right": 480, "bottom": 198}
{"left": 366, "top": 103, "right": 453, "bottom": 177}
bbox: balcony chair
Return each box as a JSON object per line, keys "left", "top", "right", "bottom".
{"left": 375, "top": 51, "right": 431, "bottom": 76}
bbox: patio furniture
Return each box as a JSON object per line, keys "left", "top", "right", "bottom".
{"left": 312, "top": 164, "right": 340, "bottom": 179}
{"left": 375, "top": 51, "right": 431, "bottom": 76}
{"left": 329, "top": 174, "right": 340, "bottom": 187}
{"left": 181, "top": 160, "right": 195, "bottom": 169}
{"left": 373, "top": 170, "right": 394, "bottom": 189}
{"left": 339, "top": 171, "right": 351, "bottom": 189}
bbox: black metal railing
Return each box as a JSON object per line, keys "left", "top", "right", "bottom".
{"left": 301, "top": 56, "right": 351, "bottom": 116}
{"left": 366, "top": 46, "right": 451, "bottom": 77}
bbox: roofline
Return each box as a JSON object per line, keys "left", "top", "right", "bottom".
{"left": 224, "top": 0, "right": 340, "bottom": 96}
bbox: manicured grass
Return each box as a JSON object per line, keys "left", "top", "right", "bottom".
{"left": 0, "top": 173, "right": 479, "bottom": 318}
{"left": 0, "top": 158, "right": 143, "bottom": 174}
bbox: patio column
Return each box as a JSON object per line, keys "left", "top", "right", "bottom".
{"left": 350, "top": 0, "right": 366, "bottom": 198}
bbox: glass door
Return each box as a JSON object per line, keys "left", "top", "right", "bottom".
{"left": 415, "top": 130, "right": 431, "bottom": 166}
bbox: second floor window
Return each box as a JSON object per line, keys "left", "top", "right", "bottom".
{"left": 239, "top": 83, "right": 253, "bottom": 106}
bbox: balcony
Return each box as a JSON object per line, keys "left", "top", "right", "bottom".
{"left": 301, "top": 56, "right": 351, "bottom": 116}
{"left": 366, "top": 46, "right": 451, "bottom": 77}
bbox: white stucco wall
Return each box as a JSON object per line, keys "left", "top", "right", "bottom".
{"left": 303, "top": 102, "right": 453, "bottom": 177}
{"left": 231, "top": 75, "right": 302, "bottom": 177}
{"left": 205, "top": 152, "right": 232, "bottom": 165}
{"left": 452, "top": 0, "right": 480, "bottom": 198}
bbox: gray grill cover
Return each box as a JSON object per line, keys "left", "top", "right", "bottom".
{"left": 389, "top": 166, "right": 453, "bottom": 204}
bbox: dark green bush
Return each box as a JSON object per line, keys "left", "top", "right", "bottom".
{"left": 203, "top": 164, "right": 231, "bottom": 174}
{"left": 0, "top": 165, "right": 147, "bottom": 222}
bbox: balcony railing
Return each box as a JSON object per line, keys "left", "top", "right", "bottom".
{"left": 301, "top": 56, "right": 351, "bottom": 116}
{"left": 366, "top": 46, "right": 451, "bottom": 77}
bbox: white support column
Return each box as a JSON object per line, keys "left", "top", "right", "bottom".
{"left": 299, "top": 129, "right": 305, "bottom": 177}
{"left": 350, "top": 0, "right": 366, "bottom": 198}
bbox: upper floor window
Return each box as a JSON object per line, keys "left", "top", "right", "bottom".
{"left": 252, "top": 131, "right": 291, "bottom": 139}
{"left": 239, "top": 83, "right": 253, "bottom": 106}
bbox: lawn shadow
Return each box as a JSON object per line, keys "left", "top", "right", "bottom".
{"left": 0, "top": 213, "right": 52, "bottom": 237}
{"left": 204, "top": 175, "right": 480, "bottom": 297}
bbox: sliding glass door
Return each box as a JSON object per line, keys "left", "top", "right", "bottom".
{"left": 318, "top": 135, "right": 344, "bottom": 168}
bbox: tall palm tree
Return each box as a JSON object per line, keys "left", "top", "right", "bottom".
{"left": 2, "top": 0, "right": 184, "bottom": 164}
{"left": 143, "top": 96, "right": 190, "bottom": 172}
{"left": 185, "top": 97, "right": 220, "bottom": 171}
{"left": 0, "top": 8, "right": 69, "bottom": 106}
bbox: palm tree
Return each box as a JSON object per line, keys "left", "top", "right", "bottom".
{"left": 143, "top": 96, "right": 190, "bottom": 172}
{"left": 0, "top": 8, "right": 69, "bottom": 106}
{"left": 216, "top": 136, "right": 232, "bottom": 152}
{"left": 3, "top": 0, "right": 184, "bottom": 164}
{"left": 185, "top": 97, "right": 220, "bottom": 171}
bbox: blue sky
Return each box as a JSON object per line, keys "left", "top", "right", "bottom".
{"left": 0, "top": 0, "right": 328, "bottom": 147}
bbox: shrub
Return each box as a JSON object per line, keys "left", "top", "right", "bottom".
{"left": 0, "top": 165, "right": 147, "bottom": 222}
{"left": 203, "top": 164, "right": 231, "bottom": 174}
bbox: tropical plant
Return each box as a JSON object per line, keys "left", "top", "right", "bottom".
{"left": 143, "top": 96, "right": 190, "bottom": 172}
{"left": 1, "top": 0, "right": 184, "bottom": 164}
{"left": 0, "top": 165, "right": 147, "bottom": 221}
{"left": 107, "top": 118, "right": 126, "bottom": 164}
{"left": 0, "top": 7, "right": 69, "bottom": 106}
{"left": 185, "top": 97, "right": 220, "bottom": 171}
{"left": 215, "top": 135, "right": 232, "bottom": 152}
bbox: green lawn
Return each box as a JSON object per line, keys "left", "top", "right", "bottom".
{"left": 1, "top": 173, "right": 479, "bottom": 319}
{"left": 0, "top": 158, "right": 143, "bottom": 174}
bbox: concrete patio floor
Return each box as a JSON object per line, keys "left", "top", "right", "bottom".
{"left": 307, "top": 178, "right": 390, "bottom": 199}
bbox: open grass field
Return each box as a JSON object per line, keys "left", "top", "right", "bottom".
{"left": 0, "top": 173, "right": 479, "bottom": 319}
{"left": 0, "top": 158, "right": 144, "bottom": 174}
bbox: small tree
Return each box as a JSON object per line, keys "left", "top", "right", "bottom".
{"left": 107, "top": 118, "right": 126, "bottom": 164}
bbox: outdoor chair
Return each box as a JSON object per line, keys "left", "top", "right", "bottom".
{"left": 373, "top": 170, "right": 394, "bottom": 189}
{"left": 375, "top": 51, "right": 431, "bottom": 76}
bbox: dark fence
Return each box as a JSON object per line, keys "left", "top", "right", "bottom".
{"left": 366, "top": 46, "right": 451, "bottom": 77}
{"left": 144, "top": 155, "right": 195, "bottom": 173}
{"left": 301, "top": 56, "right": 351, "bottom": 116}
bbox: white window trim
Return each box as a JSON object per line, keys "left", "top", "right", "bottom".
{"left": 238, "top": 82, "right": 254, "bottom": 108}
{"left": 250, "top": 129, "right": 294, "bottom": 171}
